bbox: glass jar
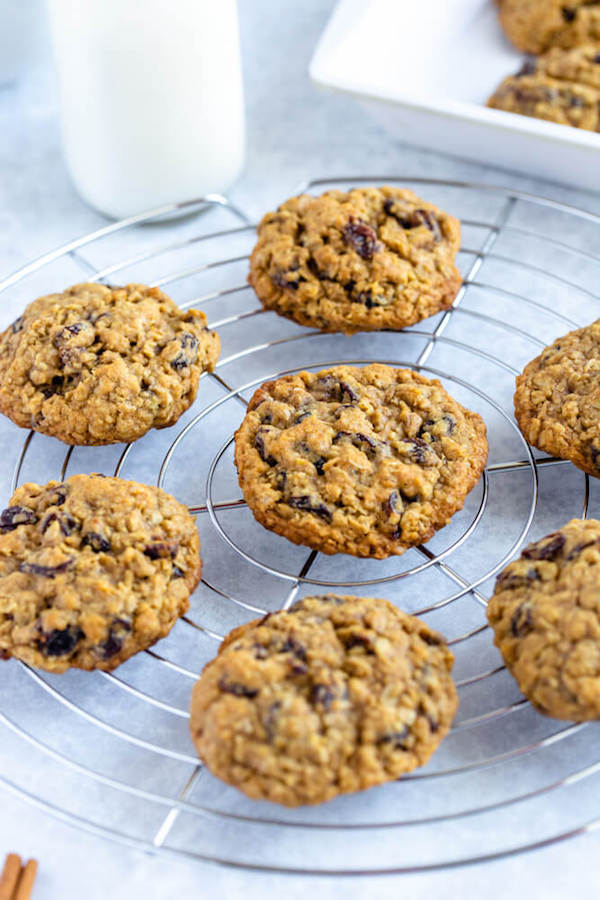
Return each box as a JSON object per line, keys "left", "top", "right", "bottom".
{"left": 46, "top": 0, "right": 245, "bottom": 218}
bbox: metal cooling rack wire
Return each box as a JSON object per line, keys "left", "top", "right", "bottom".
{"left": 0, "top": 182, "right": 599, "bottom": 874}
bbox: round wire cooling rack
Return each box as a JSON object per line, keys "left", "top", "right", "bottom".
{"left": 1, "top": 178, "right": 600, "bottom": 875}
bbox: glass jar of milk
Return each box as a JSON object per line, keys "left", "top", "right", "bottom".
{"left": 46, "top": 0, "right": 245, "bottom": 219}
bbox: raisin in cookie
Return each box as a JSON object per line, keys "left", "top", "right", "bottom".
{"left": 488, "top": 47, "right": 600, "bottom": 130}
{"left": 190, "top": 594, "right": 457, "bottom": 806}
{"left": 514, "top": 319, "right": 600, "bottom": 477}
{"left": 488, "top": 520, "right": 600, "bottom": 720}
{"left": 0, "top": 283, "right": 220, "bottom": 445}
{"left": 0, "top": 474, "right": 201, "bottom": 672}
{"left": 248, "top": 187, "right": 462, "bottom": 334}
{"left": 234, "top": 364, "right": 488, "bottom": 558}
{"left": 499, "top": 0, "right": 600, "bottom": 53}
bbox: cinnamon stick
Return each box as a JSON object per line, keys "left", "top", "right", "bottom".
{"left": 14, "top": 859, "right": 38, "bottom": 900}
{"left": 0, "top": 855, "right": 21, "bottom": 900}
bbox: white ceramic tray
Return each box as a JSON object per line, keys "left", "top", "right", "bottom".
{"left": 309, "top": 0, "right": 600, "bottom": 193}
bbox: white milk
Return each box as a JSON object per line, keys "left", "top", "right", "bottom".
{"left": 47, "top": 0, "right": 245, "bottom": 219}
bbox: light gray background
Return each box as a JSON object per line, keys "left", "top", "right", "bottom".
{"left": 1, "top": 1, "right": 600, "bottom": 897}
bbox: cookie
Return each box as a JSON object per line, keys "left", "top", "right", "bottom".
{"left": 487, "top": 71, "right": 600, "bottom": 129}
{"left": 487, "top": 520, "right": 600, "bottom": 720}
{"left": 234, "top": 364, "right": 488, "bottom": 559}
{"left": 248, "top": 187, "right": 462, "bottom": 334}
{"left": 189, "top": 594, "right": 457, "bottom": 806}
{"left": 531, "top": 43, "right": 600, "bottom": 88}
{"left": 487, "top": 47, "right": 600, "bottom": 130}
{"left": 0, "top": 474, "right": 202, "bottom": 672}
{"left": 499, "top": 0, "right": 600, "bottom": 53}
{"left": 0, "top": 282, "right": 220, "bottom": 445}
{"left": 514, "top": 319, "right": 600, "bottom": 477}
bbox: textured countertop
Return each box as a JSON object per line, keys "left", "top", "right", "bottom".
{"left": 1, "top": 1, "right": 600, "bottom": 897}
